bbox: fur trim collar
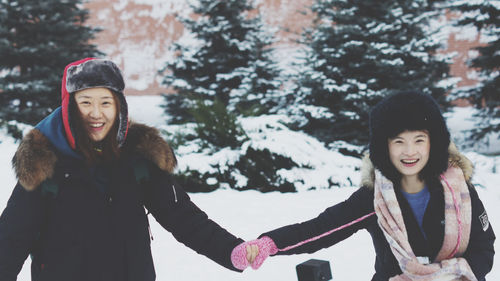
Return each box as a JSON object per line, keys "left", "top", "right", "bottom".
{"left": 361, "top": 142, "right": 473, "bottom": 189}
{"left": 12, "top": 122, "right": 177, "bottom": 191}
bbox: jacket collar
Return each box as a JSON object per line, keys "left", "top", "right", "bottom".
{"left": 35, "top": 107, "right": 81, "bottom": 159}
{"left": 360, "top": 142, "right": 473, "bottom": 190}
{"left": 12, "top": 122, "right": 177, "bottom": 191}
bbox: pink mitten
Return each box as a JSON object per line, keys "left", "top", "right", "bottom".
{"left": 231, "top": 242, "right": 250, "bottom": 270}
{"left": 231, "top": 236, "right": 278, "bottom": 270}
{"left": 249, "top": 236, "right": 278, "bottom": 269}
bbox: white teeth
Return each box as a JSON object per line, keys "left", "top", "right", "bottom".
{"left": 90, "top": 123, "right": 104, "bottom": 128}
{"left": 402, "top": 159, "right": 418, "bottom": 164}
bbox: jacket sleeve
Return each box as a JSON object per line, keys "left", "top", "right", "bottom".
{"left": 0, "top": 183, "right": 46, "bottom": 281}
{"left": 462, "top": 184, "right": 495, "bottom": 280}
{"left": 260, "top": 186, "right": 375, "bottom": 255}
{"left": 143, "top": 165, "right": 244, "bottom": 272}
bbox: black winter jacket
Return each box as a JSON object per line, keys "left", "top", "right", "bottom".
{"left": 0, "top": 121, "right": 243, "bottom": 281}
{"left": 262, "top": 147, "right": 495, "bottom": 281}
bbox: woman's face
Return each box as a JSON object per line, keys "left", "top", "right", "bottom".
{"left": 388, "top": 130, "right": 430, "bottom": 180}
{"left": 74, "top": 87, "right": 117, "bottom": 142}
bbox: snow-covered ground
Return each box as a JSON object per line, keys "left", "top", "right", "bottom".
{"left": 1, "top": 95, "right": 499, "bottom": 280}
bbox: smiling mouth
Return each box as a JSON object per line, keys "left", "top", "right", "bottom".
{"left": 89, "top": 123, "right": 104, "bottom": 128}
{"left": 401, "top": 159, "right": 419, "bottom": 166}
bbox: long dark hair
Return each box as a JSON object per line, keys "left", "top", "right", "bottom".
{"left": 69, "top": 91, "right": 121, "bottom": 164}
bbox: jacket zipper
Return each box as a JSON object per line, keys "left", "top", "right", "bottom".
{"left": 146, "top": 185, "right": 178, "bottom": 241}
{"left": 172, "top": 184, "right": 178, "bottom": 203}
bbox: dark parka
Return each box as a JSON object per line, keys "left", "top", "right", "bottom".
{"left": 261, "top": 145, "right": 495, "bottom": 281}
{"left": 0, "top": 110, "right": 243, "bottom": 281}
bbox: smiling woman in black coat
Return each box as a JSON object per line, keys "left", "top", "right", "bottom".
{"left": 0, "top": 58, "right": 244, "bottom": 281}
{"left": 231, "top": 92, "right": 495, "bottom": 281}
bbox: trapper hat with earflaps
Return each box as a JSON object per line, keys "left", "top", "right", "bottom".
{"left": 61, "top": 58, "right": 129, "bottom": 149}
{"left": 368, "top": 91, "right": 450, "bottom": 183}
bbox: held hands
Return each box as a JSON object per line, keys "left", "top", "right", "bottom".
{"left": 231, "top": 236, "right": 278, "bottom": 271}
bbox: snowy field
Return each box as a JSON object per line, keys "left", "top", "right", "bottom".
{"left": 1, "top": 95, "right": 499, "bottom": 281}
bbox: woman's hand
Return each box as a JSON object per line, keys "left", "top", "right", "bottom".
{"left": 231, "top": 236, "right": 278, "bottom": 270}
{"left": 246, "top": 244, "right": 259, "bottom": 264}
{"left": 231, "top": 241, "right": 251, "bottom": 270}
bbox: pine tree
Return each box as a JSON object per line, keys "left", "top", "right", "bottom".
{"left": 160, "top": 0, "right": 298, "bottom": 193}
{"left": 291, "top": 0, "right": 449, "bottom": 145}
{"left": 450, "top": 0, "right": 500, "bottom": 142}
{"left": 0, "top": 0, "right": 102, "bottom": 129}
{"left": 160, "top": 0, "right": 281, "bottom": 123}
{"left": 189, "top": 98, "right": 247, "bottom": 149}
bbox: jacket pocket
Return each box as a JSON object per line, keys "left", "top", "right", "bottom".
{"left": 35, "top": 241, "right": 84, "bottom": 281}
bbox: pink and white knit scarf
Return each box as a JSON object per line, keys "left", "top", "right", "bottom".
{"left": 374, "top": 167, "right": 477, "bottom": 281}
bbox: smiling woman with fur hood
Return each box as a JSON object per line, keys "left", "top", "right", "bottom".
{"left": 0, "top": 58, "right": 245, "bottom": 281}
{"left": 231, "top": 92, "right": 495, "bottom": 281}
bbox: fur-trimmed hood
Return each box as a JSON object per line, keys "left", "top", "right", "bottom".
{"left": 360, "top": 142, "right": 473, "bottom": 189}
{"left": 12, "top": 122, "right": 177, "bottom": 191}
